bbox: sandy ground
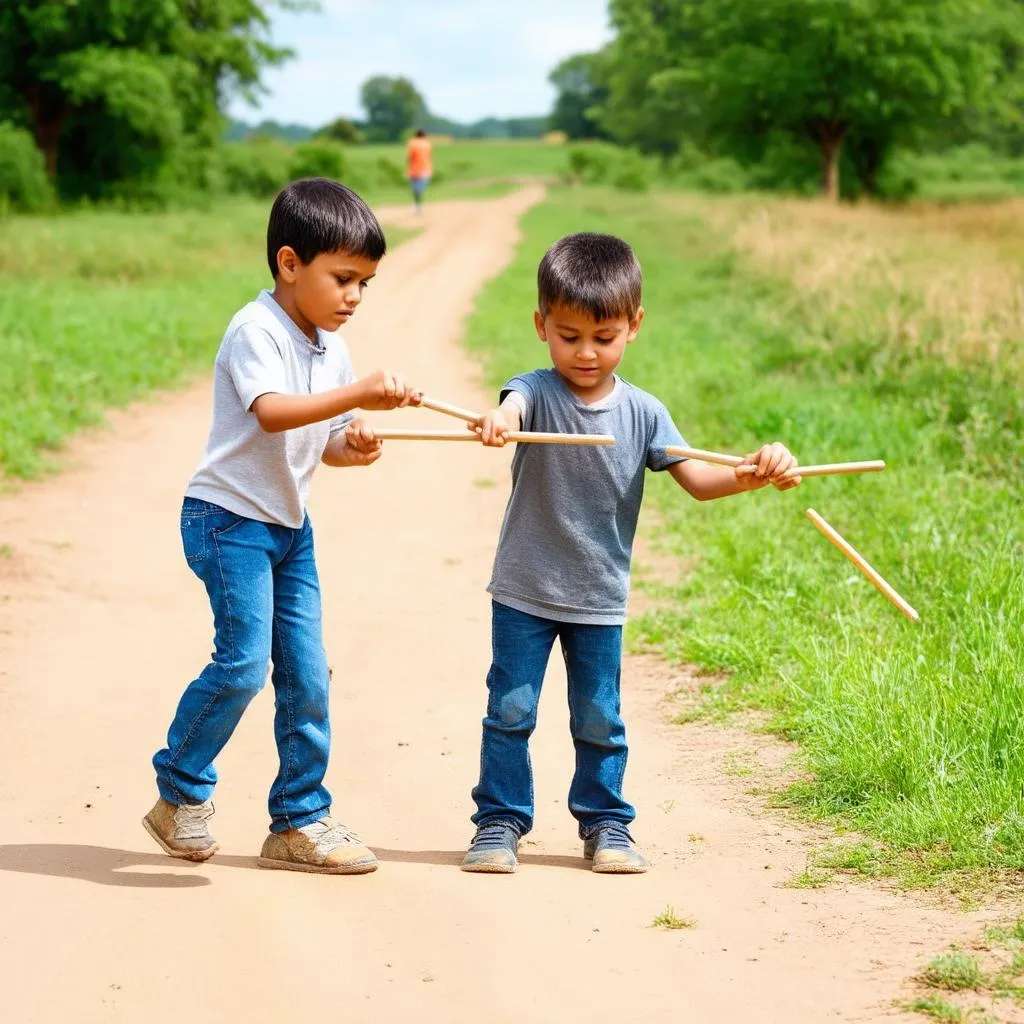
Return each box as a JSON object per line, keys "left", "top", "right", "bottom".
{"left": 0, "top": 188, "right": 1001, "bottom": 1023}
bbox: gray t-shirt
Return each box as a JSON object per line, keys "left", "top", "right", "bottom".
{"left": 487, "top": 369, "right": 686, "bottom": 625}
{"left": 186, "top": 290, "right": 355, "bottom": 529}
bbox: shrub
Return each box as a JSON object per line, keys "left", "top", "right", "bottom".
{"left": 288, "top": 140, "right": 347, "bottom": 182}
{"left": 566, "top": 142, "right": 652, "bottom": 192}
{"left": 219, "top": 139, "right": 291, "bottom": 198}
{"left": 0, "top": 122, "right": 55, "bottom": 213}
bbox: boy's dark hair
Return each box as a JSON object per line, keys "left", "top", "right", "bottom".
{"left": 266, "top": 177, "right": 386, "bottom": 277}
{"left": 537, "top": 232, "right": 642, "bottom": 321}
{"left": 414, "top": 128, "right": 426, "bottom": 138}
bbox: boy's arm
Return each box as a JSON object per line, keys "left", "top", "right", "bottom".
{"left": 321, "top": 418, "right": 382, "bottom": 468}
{"left": 668, "top": 443, "right": 801, "bottom": 500}
{"left": 252, "top": 371, "right": 422, "bottom": 434}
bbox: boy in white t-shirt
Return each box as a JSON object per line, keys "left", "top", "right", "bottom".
{"left": 144, "top": 178, "right": 421, "bottom": 874}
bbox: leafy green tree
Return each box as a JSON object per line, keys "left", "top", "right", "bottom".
{"left": 359, "top": 75, "right": 425, "bottom": 143}
{"left": 549, "top": 52, "right": 610, "bottom": 140}
{"left": 600, "top": 0, "right": 1024, "bottom": 198}
{"left": 0, "top": 0, "right": 298, "bottom": 198}
{"left": 316, "top": 117, "right": 365, "bottom": 145}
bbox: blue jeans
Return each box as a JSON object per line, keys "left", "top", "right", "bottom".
{"left": 153, "top": 499, "right": 331, "bottom": 833}
{"left": 471, "top": 601, "right": 635, "bottom": 837}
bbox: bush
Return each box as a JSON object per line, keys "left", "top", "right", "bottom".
{"left": 218, "top": 138, "right": 291, "bottom": 198}
{"left": 289, "top": 140, "right": 347, "bottom": 182}
{"left": 0, "top": 122, "right": 55, "bottom": 213}
{"left": 566, "top": 143, "right": 652, "bottom": 192}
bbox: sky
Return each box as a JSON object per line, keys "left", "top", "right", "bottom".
{"left": 229, "top": 0, "right": 613, "bottom": 127}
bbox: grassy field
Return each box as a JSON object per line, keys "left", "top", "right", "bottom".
{"left": 0, "top": 198, "right": 417, "bottom": 478}
{"left": 462, "top": 186, "right": 1024, "bottom": 880}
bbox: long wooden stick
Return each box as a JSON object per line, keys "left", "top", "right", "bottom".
{"left": 372, "top": 428, "right": 615, "bottom": 446}
{"left": 779, "top": 460, "right": 885, "bottom": 480}
{"left": 664, "top": 445, "right": 744, "bottom": 467}
{"left": 419, "top": 396, "right": 481, "bottom": 423}
{"left": 665, "top": 446, "right": 885, "bottom": 480}
{"left": 805, "top": 508, "right": 919, "bottom": 622}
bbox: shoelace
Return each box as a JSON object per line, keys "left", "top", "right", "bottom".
{"left": 298, "top": 818, "right": 363, "bottom": 854}
{"left": 470, "top": 822, "right": 518, "bottom": 850}
{"left": 592, "top": 822, "right": 635, "bottom": 850}
{"left": 173, "top": 801, "right": 214, "bottom": 839}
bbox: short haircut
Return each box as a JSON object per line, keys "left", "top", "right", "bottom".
{"left": 414, "top": 128, "right": 426, "bottom": 138}
{"left": 266, "top": 177, "right": 387, "bottom": 277}
{"left": 537, "top": 232, "right": 642, "bottom": 321}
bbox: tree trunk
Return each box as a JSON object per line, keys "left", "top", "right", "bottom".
{"left": 25, "top": 84, "right": 67, "bottom": 181}
{"left": 819, "top": 130, "right": 844, "bottom": 201}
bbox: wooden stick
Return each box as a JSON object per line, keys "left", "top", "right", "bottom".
{"left": 418, "top": 396, "right": 481, "bottom": 423}
{"left": 666, "top": 446, "right": 886, "bottom": 480}
{"left": 779, "top": 460, "right": 885, "bottom": 480}
{"left": 664, "top": 445, "right": 744, "bottom": 467}
{"left": 805, "top": 508, "right": 919, "bottom": 622}
{"left": 371, "top": 428, "right": 615, "bottom": 446}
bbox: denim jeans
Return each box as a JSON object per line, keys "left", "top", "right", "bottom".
{"left": 153, "top": 498, "right": 331, "bottom": 833}
{"left": 471, "top": 600, "right": 635, "bottom": 837}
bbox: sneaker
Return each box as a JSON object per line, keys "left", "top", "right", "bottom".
{"left": 257, "top": 816, "right": 378, "bottom": 875}
{"left": 461, "top": 821, "right": 520, "bottom": 873}
{"left": 142, "top": 798, "right": 218, "bottom": 862}
{"left": 583, "top": 822, "right": 649, "bottom": 874}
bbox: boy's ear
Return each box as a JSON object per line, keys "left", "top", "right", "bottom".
{"left": 276, "top": 245, "right": 300, "bottom": 282}
{"left": 627, "top": 306, "right": 646, "bottom": 343}
{"left": 533, "top": 309, "right": 547, "bottom": 341}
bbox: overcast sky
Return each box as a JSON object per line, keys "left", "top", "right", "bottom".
{"left": 228, "top": 0, "right": 612, "bottom": 126}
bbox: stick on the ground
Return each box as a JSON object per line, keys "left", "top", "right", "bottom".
{"left": 418, "top": 396, "right": 481, "bottom": 423}
{"left": 805, "top": 508, "right": 919, "bottom": 622}
{"left": 372, "top": 428, "right": 615, "bottom": 446}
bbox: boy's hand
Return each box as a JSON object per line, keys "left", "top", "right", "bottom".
{"left": 470, "top": 407, "right": 512, "bottom": 446}
{"left": 357, "top": 370, "right": 423, "bottom": 411}
{"left": 330, "top": 419, "right": 381, "bottom": 467}
{"left": 736, "top": 442, "right": 801, "bottom": 490}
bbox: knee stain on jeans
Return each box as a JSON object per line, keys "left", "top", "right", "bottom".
{"left": 574, "top": 707, "right": 617, "bottom": 748}
{"left": 498, "top": 684, "right": 536, "bottom": 727}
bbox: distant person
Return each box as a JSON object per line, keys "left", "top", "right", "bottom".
{"left": 406, "top": 128, "right": 433, "bottom": 211}
{"left": 458, "top": 233, "right": 801, "bottom": 873}
{"left": 144, "top": 178, "right": 422, "bottom": 874}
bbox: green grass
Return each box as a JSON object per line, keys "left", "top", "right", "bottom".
{"left": 651, "top": 906, "right": 696, "bottom": 930}
{"left": 909, "top": 996, "right": 968, "bottom": 1022}
{"left": 921, "top": 954, "right": 986, "bottom": 992}
{"left": 348, "top": 139, "right": 568, "bottom": 185}
{"left": 0, "top": 198, "right": 417, "bottom": 478}
{"left": 462, "top": 185, "right": 1024, "bottom": 878}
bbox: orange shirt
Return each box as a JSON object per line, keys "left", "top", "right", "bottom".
{"left": 406, "top": 137, "right": 433, "bottom": 178}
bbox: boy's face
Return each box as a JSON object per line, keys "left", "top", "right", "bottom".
{"left": 276, "top": 247, "right": 380, "bottom": 333}
{"left": 535, "top": 302, "right": 644, "bottom": 397}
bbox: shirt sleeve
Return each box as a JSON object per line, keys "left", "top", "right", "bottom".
{"left": 328, "top": 337, "right": 358, "bottom": 437}
{"left": 646, "top": 398, "right": 687, "bottom": 471}
{"left": 225, "top": 323, "right": 289, "bottom": 413}
{"left": 499, "top": 373, "right": 538, "bottom": 431}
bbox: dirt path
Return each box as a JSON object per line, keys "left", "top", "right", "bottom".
{"left": 0, "top": 189, "right": 994, "bottom": 1023}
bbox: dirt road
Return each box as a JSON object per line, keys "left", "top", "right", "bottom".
{"left": 0, "top": 189, "right": 991, "bottom": 1022}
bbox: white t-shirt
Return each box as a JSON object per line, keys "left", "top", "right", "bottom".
{"left": 186, "top": 290, "right": 355, "bottom": 528}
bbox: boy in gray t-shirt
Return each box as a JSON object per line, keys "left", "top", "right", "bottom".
{"left": 461, "top": 232, "right": 802, "bottom": 874}
{"left": 145, "top": 178, "right": 421, "bottom": 874}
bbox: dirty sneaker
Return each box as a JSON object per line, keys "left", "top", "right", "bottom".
{"left": 142, "top": 798, "right": 218, "bottom": 862}
{"left": 257, "top": 816, "right": 378, "bottom": 875}
{"left": 583, "top": 822, "right": 649, "bottom": 874}
{"left": 461, "top": 821, "right": 520, "bottom": 874}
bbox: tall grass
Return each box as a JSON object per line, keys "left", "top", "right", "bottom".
{"left": 463, "top": 186, "right": 1024, "bottom": 873}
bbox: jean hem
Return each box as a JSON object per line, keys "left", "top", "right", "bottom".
{"left": 269, "top": 807, "right": 331, "bottom": 834}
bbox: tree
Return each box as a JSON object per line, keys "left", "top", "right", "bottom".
{"left": 360, "top": 76, "right": 425, "bottom": 143}
{"left": 0, "top": 0, "right": 297, "bottom": 197}
{"left": 548, "top": 52, "right": 609, "bottom": 140}
{"left": 317, "top": 117, "right": 365, "bottom": 145}
{"left": 599, "top": 0, "right": 1023, "bottom": 199}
